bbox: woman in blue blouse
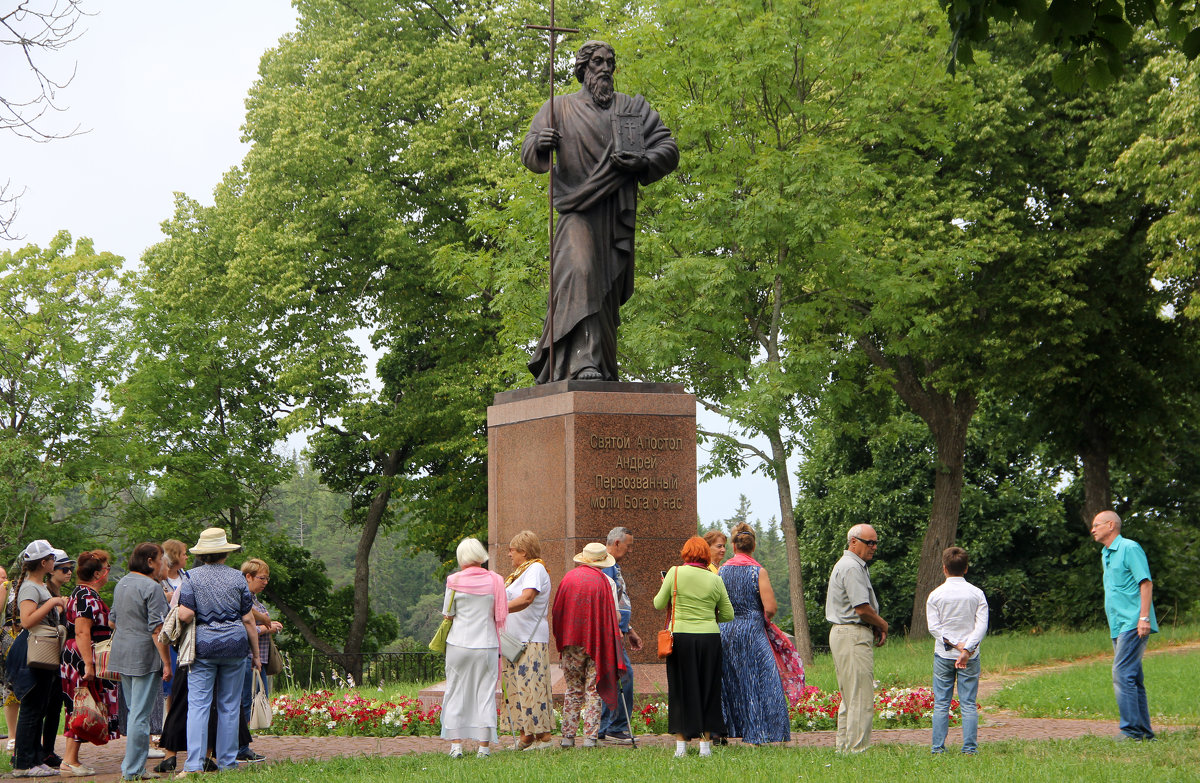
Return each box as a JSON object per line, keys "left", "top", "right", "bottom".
{"left": 176, "top": 528, "right": 260, "bottom": 775}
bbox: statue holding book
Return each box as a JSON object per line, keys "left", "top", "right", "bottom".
{"left": 521, "top": 40, "right": 679, "bottom": 383}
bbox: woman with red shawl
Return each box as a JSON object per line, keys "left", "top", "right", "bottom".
{"left": 440, "top": 538, "right": 508, "bottom": 759}
{"left": 551, "top": 542, "right": 625, "bottom": 748}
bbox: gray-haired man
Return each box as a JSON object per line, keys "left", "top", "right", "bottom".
{"left": 826, "top": 524, "right": 888, "bottom": 753}
{"left": 599, "top": 526, "right": 641, "bottom": 743}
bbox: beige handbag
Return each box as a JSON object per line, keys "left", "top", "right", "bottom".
{"left": 248, "top": 669, "right": 272, "bottom": 730}
{"left": 27, "top": 624, "right": 65, "bottom": 670}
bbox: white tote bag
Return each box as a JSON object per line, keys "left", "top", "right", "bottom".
{"left": 248, "top": 669, "right": 272, "bottom": 730}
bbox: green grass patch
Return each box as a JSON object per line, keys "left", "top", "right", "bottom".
{"left": 990, "top": 648, "right": 1200, "bottom": 722}
{"left": 234, "top": 731, "right": 1200, "bottom": 782}
{"left": 802, "top": 623, "right": 1200, "bottom": 692}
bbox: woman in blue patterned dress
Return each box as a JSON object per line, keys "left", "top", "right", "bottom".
{"left": 717, "top": 523, "right": 790, "bottom": 744}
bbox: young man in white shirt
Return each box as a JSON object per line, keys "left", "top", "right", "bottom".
{"left": 925, "top": 546, "right": 989, "bottom": 754}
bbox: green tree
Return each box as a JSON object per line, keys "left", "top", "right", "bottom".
{"left": 1118, "top": 50, "right": 1200, "bottom": 319}
{"left": 575, "top": 0, "right": 955, "bottom": 663}
{"left": 940, "top": 0, "right": 1200, "bottom": 90}
{"left": 1, "top": 232, "right": 125, "bottom": 554}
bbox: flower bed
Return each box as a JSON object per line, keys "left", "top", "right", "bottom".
{"left": 266, "top": 684, "right": 957, "bottom": 737}
{"left": 265, "top": 690, "right": 441, "bottom": 737}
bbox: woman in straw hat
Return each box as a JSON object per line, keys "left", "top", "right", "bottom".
{"left": 550, "top": 542, "right": 625, "bottom": 749}
{"left": 174, "top": 528, "right": 259, "bottom": 777}
{"left": 440, "top": 538, "right": 508, "bottom": 759}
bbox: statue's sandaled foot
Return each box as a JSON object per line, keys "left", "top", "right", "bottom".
{"left": 575, "top": 368, "right": 603, "bottom": 381}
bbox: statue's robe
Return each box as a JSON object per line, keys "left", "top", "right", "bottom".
{"left": 522, "top": 89, "right": 679, "bottom": 383}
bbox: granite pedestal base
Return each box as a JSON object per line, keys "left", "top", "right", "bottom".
{"left": 487, "top": 381, "right": 698, "bottom": 665}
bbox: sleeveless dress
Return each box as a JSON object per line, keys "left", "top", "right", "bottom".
{"left": 718, "top": 564, "right": 791, "bottom": 743}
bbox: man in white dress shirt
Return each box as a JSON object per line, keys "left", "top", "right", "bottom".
{"left": 925, "top": 546, "right": 989, "bottom": 754}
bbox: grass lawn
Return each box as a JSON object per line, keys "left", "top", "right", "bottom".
{"left": 990, "top": 647, "right": 1200, "bottom": 722}
{"left": 235, "top": 731, "right": 1200, "bottom": 783}
{"left": 802, "top": 623, "right": 1200, "bottom": 693}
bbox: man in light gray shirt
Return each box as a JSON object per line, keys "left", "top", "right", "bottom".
{"left": 825, "top": 524, "right": 888, "bottom": 753}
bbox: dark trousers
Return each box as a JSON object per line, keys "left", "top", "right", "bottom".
{"left": 14, "top": 669, "right": 60, "bottom": 769}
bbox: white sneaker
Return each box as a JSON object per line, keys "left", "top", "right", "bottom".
{"left": 475, "top": 748, "right": 490, "bottom": 758}
{"left": 448, "top": 747, "right": 463, "bottom": 759}
{"left": 146, "top": 748, "right": 165, "bottom": 758}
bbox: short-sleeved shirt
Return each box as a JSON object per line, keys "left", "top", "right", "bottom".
{"left": 825, "top": 550, "right": 878, "bottom": 625}
{"left": 110, "top": 573, "right": 169, "bottom": 676}
{"left": 17, "top": 580, "right": 57, "bottom": 630}
{"left": 248, "top": 596, "right": 271, "bottom": 663}
{"left": 1102, "top": 535, "right": 1158, "bottom": 638}
{"left": 179, "top": 563, "right": 254, "bottom": 659}
{"left": 66, "top": 585, "right": 113, "bottom": 642}
{"left": 505, "top": 562, "right": 551, "bottom": 644}
{"left": 601, "top": 562, "right": 631, "bottom": 633}
{"left": 652, "top": 565, "right": 735, "bottom": 634}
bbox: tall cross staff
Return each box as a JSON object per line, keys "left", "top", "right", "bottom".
{"left": 525, "top": 3, "right": 578, "bottom": 384}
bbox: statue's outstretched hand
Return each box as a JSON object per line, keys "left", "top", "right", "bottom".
{"left": 536, "top": 127, "right": 561, "bottom": 152}
{"left": 610, "top": 150, "right": 647, "bottom": 172}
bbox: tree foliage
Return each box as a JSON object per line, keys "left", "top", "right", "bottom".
{"left": 940, "top": 0, "right": 1200, "bottom": 90}
{"left": 0, "top": 232, "right": 124, "bottom": 555}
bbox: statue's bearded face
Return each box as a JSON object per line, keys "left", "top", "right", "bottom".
{"left": 583, "top": 48, "right": 615, "bottom": 108}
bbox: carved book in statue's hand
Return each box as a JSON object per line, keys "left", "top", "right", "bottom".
{"left": 612, "top": 113, "right": 645, "bottom": 155}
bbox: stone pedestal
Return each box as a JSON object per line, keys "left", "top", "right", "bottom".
{"left": 487, "top": 381, "right": 697, "bottom": 665}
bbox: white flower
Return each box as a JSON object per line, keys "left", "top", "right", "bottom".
{"left": 326, "top": 721, "right": 336, "bottom": 729}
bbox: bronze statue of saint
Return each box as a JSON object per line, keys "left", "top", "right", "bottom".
{"left": 522, "top": 41, "right": 679, "bottom": 383}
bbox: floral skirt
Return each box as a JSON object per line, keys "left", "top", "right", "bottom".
{"left": 501, "top": 642, "right": 553, "bottom": 736}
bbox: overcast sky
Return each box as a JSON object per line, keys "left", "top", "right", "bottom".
{"left": 0, "top": 1, "right": 793, "bottom": 529}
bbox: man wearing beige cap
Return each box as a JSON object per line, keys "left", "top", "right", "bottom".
{"left": 551, "top": 543, "right": 625, "bottom": 748}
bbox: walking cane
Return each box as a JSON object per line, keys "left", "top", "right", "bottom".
{"left": 619, "top": 686, "right": 638, "bottom": 749}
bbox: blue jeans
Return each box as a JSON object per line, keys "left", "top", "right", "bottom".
{"left": 931, "top": 655, "right": 980, "bottom": 754}
{"left": 239, "top": 660, "right": 268, "bottom": 754}
{"left": 186, "top": 657, "right": 246, "bottom": 771}
{"left": 121, "top": 672, "right": 163, "bottom": 779}
{"left": 1113, "top": 630, "right": 1153, "bottom": 740}
{"left": 598, "top": 647, "right": 633, "bottom": 736}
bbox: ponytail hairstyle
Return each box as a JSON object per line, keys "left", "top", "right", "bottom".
{"left": 77, "top": 551, "right": 111, "bottom": 583}
{"left": 730, "top": 522, "right": 756, "bottom": 555}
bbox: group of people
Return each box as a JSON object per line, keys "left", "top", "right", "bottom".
{"left": 0, "top": 528, "right": 283, "bottom": 779}
{"left": 826, "top": 511, "right": 1157, "bottom": 756}
{"left": 438, "top": 523, "right": 805, "bottom": 759}
{"left": 442, "top": 508, "right": 1159, "bottom": 759}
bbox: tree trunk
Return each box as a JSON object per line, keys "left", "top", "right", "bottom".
{"left": 266, "top": 446, "right": 405, "bottom": 683}
{"left": 854, "top": 339, "right": 977, "bottom": 639}
{"left": 907, "top": 406, "right": 972, "bottom": 639}
{"left": 341, "top": 447, "right": 403, "bottom": 683}
{"left": 766, "top": 428, "right": 813, "bottom": 664}
{"left": 1079, "top": 416, "right": 1111, "bottom": 530}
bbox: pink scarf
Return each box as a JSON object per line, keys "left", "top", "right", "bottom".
{"left": 725, "top": 552, "right": 762, "bottom": 568}
{"left": 446, "top": 566, "right": 508, "bottom": 632}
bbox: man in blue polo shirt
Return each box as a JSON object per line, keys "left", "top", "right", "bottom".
{"left": 1091, "top": 510, "right": 1157, "bottom": 741}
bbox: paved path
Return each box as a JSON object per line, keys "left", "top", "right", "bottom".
{"left": 7, "top": 640, "right": 1196, "bottom": 782}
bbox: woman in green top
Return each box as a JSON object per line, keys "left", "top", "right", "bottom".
{"left": 653, "top": 536, "right": 734, "bottom": 758}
